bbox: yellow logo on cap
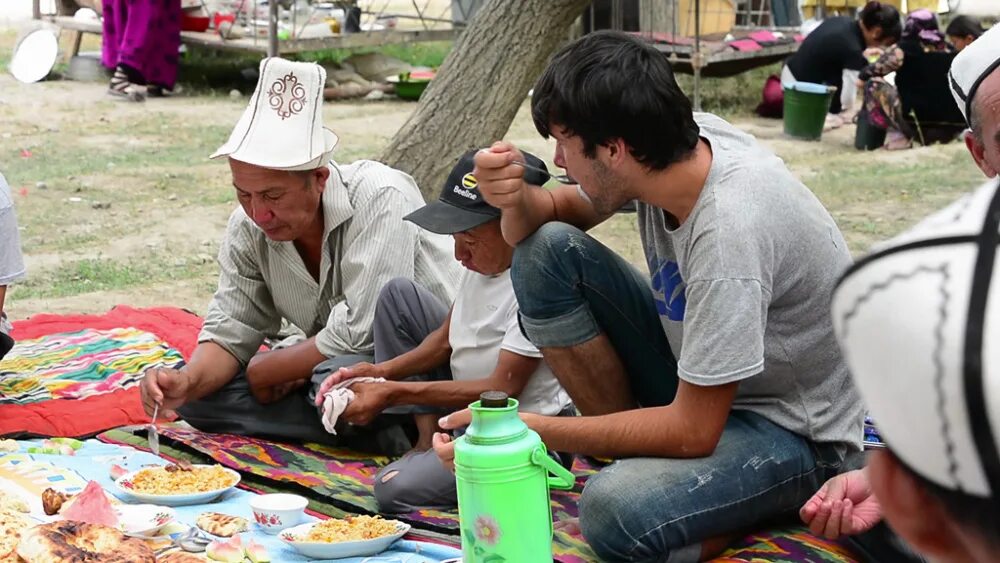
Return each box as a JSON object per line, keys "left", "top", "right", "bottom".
{"left": 461, "top": 173, "right": 478, "bottom": 190}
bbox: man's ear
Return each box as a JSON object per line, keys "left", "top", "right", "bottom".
{"left": 867, "top": 452, "right": 969, "bottom": 561}
{"left": 313, "top": 166, "right": 331, "bottom": 191}
{"left": 604, "top": 138, "right": 629, "bottom": 168}
{"left": 964, "top": 130, "right": 997, "bottom": 178}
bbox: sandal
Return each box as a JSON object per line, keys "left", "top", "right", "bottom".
{"left": 108, "top": 67, "right": 145, "bottom": 102}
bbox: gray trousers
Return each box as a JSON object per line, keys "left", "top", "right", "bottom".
{"left": 177, "top": 278, "right": 449, "bottom": 455}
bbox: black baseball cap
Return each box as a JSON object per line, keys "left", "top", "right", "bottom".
{"left": 403, "top": 149, "right": 549, "bottom": 235}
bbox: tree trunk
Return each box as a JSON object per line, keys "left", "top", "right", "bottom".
{"left": 379, "top": 0, "right": 592, "bottom": 202}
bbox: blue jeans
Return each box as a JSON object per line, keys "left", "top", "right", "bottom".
{"left": 512, "top": 223, "right": 850, "bottom": 562}
{"left": 579, "top": 411, "right": 847, "bottom": 562}
{"left": 512, "top": 222, "right": 678, "bottom": 407}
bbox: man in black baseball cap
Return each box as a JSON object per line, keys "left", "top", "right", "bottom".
{"left": 312, "top": 149, "right": 574, "bottom": 512}
{"left": 403, "top": 149, "right": 551, "bottom": 235}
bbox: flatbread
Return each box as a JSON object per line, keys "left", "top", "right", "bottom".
{"left": 16, "top": 521, "right": 155, "bottom": 563}
{"left": 196, "top": 512, "right": 248, "bottom": 537}
{"left": 0, "top": 508, "right": 32, "bottom": 561}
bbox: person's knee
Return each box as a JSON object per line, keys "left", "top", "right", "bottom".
{"left": 373, "top": 464, "right": 441, "bottom": 513}
{"left": 512, "top": 222, "right": 587, "bottom": 299}
{"left": 580, "top": 469, "right": 682, "bottom": 562}
{"left": 372, "top": 468, "right": 408, "bottom": 512}
{"left": 579, "top": 470, "right": 640, "bottom": 561}
{"left": 514, "top": 222, "right": 584, "bottom": 268}
{"left": 377, "top": 277, "right": 419, "bottom": 309}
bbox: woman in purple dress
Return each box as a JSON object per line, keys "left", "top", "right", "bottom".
{"left": 101, "top": 0, "right": 182, "bottom": 101}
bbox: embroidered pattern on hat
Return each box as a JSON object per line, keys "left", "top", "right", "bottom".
{"left": 268, "top": 72, "right": 307, "bottom": 120}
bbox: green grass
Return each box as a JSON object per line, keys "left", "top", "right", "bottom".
{"left": 675, "top": 65, "right": 780, "bottom": 118}
{"left": 298, "top": 40, "right": 453, "bottom": 68}
{"left": 176, "top": 40, "right": 453, "bottom": 96}
{"left": 11, "top": 257, "right": 216, "bottom": 300}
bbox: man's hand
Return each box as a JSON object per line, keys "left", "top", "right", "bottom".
{"left": 251, "top": 378, "right": 307, "bottom": 405}
{"left": 313, "top": 362, "right": 386, "bottom": 407}
{"left": 438, "top": 408, "right": 472, "bottom": 432}
{"left": 433, "top": 409, "right": 474, "bottom": 473}
{"left": 140, "top": 367, "right": 192, "bottom": 418}
{"left": 341, "top": 382, "right": 392, "bottom": 426}
{"left": 474, "top": 142, "right": 530, "bottom": 211}
{"left": 433, "top": 432, "right": 455, "bottom": 472}
{"left": 800, "top": 469, "right": 883, "bottom": 539}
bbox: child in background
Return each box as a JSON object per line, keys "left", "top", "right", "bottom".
{"left": 0, "top": 172, "right": 25, "bottom": 360}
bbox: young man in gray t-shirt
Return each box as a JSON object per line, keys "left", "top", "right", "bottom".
{"left": 0, "top": 172, "right": 26, "bottom": 360}
{"left": 435, "top": 31, "right": 864, "bottom": 562}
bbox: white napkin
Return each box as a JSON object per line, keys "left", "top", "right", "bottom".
{"left": 320, "top": 377, "right": 385, "bottom": 434}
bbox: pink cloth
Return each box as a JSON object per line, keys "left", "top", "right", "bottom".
{"left": 101, "top": 0, "right": 182, "bottom": 89}
{"left": 749, "top": 30, "right": 778, "bottom": 43}
{"left": 729, "top": 39, "right": 763, "bottom": 52}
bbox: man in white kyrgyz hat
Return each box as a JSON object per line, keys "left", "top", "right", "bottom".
{"left": 138, "top": 58, "right": 461, "bottom": 450}
{"left": 799, "top": 23, "right": 1000, "bottom": 562}
{"left": 951, "top": 22, "right": 1000, "bottom": 178}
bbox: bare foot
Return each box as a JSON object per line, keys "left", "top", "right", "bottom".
{"left": 410, "top": 413, "right": 439, "bottom": 453}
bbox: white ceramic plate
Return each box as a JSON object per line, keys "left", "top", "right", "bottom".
{"left": 280, "top": 520, "right": 410, "bottom": 559}
{"left": 114, "top": 465, "right": 241, "bottom": 507}
{"left": 10, "top": 28, "right": 58, "bottom": 84}
{"left": 115, "top": 504, "right": 175, "bottom": 536}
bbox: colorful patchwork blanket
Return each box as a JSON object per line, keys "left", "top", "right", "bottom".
{"left": 0, "top": 307, "right": 200, "bottom": 437}
{"left": 99, "top": 425, "right": 862, "bottom": 563}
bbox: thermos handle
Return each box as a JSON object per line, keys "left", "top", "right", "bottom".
{"left": 531, "top": 447, "right": 575, "bottom": 490}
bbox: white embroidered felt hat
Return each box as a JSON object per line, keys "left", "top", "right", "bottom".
{"left": 211, "top": 57, "right": 338, "bottom": 170}
{"left": 831, "top": 178, "right": 1000, "bottom": 499}
{"left": 949, "top": 23, "right": 1000, "bottom": 126}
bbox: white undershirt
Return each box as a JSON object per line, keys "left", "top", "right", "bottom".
{"left": 448, "top": 269, "right": 571, "bottom": 416}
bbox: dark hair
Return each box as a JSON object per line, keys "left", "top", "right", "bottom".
{"left": 530, "top": 30, "right": 700, "bottom": 171}
{"left": 859, "top": 1, "right": 902, "bottom": 43}
{"left": 887, "top": 449, "right": 1000, "bottom": 547}
{"left": 946, "top": 15, "right": 985, "bottom": 39}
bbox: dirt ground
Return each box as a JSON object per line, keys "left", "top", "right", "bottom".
{"left": 0, "top": 28, "right": 988, "bottom": 320}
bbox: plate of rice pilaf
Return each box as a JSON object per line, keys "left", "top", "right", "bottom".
{"left": 115, "top": 464, "right": 240, "bottom": 506}
{"left": 280, "top": 516, "right": 410, "bottom": 559}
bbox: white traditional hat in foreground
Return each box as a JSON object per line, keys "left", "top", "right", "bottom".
{"left": 949, "top": 23, "right": 1000, "bottom": 126}
{"left": 211, "top": 57, "right": 338, "bottom": 170}
{"left": 831, "top": 178, "right": 1000, "bottom": 499}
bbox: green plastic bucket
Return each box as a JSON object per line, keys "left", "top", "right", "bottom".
{"left": 783, "top": 81, "right": 834, "bottom": 141}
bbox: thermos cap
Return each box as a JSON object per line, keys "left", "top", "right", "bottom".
{"left": 479, "top": 391, "right": 509, "bottom": 408}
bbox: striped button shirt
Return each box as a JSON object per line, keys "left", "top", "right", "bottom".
{"left": 0, "top": 172, "right": 25, "bottom": 288}
{"left": 199, "top": 160, "right": 462, "bottom": 364}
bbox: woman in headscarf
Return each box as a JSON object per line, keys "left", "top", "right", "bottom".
{"left": 859, "top": 9, "right": 953, "bottom": 149}
{"left": 101, "top": 0, "right": 182, "bottom": 101}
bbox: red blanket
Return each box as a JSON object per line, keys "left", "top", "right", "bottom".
{"left": 0, "top": 306, "right": 201, "bottom": 438}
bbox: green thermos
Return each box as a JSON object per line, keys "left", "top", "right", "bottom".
{"left": 454, "top": 391, "right": 576, "bottom": 563}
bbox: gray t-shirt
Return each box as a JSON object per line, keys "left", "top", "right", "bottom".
{"left": 0, "top": 172, "right": 25, "bottom": 287}
{"left": 637, "top": 113, "right": 862, "bottom": 449}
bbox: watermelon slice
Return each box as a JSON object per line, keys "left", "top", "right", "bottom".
{"left": 207, "top": 536, "right": 244, "bottom": 563}
{"left": 60, "top": 481, "right": 118, "bottom": 527}
{"left": 407, "top": 70, "right": 436, "bottom": 81}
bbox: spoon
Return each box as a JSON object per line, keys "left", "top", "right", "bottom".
{"left": 173, "top": 526, "right": 212, "bottom": 552}
{"left": 511, "top": 160, "right": 576, "bottom": 185}
{"left": 147, "top": 402, "right": 160, "bottom": 457}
